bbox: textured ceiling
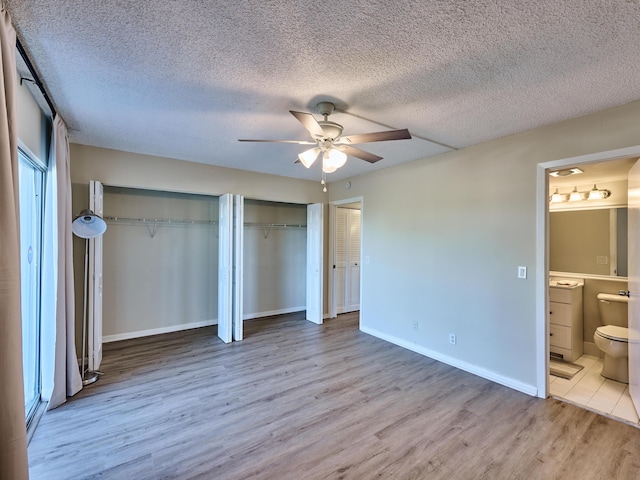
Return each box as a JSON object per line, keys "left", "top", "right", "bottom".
{"left": 6, "top": 0, "right": 640, "bottom": 182}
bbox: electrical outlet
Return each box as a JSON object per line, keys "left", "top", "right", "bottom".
{"left": 449, "top": 333, "right": 457, "bottom": 345}
{"left": 412, "top": 321, "right": 419, "bottom": 331}
{"left": 596, "top": 256, "right": 608, "bottom": 265}
{"left": 517, "top": 266, "right": 527, "bottom": 279}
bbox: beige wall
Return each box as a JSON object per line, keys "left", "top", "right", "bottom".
{"left": 70, "top": 144, "right": 325, "bottom": 204}
{"left": 328, "top": 100, "right": 640, "bottom": 392}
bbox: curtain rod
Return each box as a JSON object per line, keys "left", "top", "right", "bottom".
{"left": 16, "top": 37, "right": 57, "bottom": 118}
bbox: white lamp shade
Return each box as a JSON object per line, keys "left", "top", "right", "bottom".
{"left": 298, "top": 147, "right": 320, "bottom": 168}
{"left": 72, "top": 209, "right": 107, "bottom": 238}
{"left": 550, "top": 188, "right": 565, "bottom": 203}
{"left": 569, "top": 187, "right": 582, "bottom": 202}
{"left": 322, "top": 148, "right": 347, "bottom": 173}
{"left": 322, "top": 160, "right": 337, "bottom": 173}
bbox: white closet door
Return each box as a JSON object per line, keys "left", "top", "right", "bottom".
{"left": 306, "top": 203, "right": 323, "bottom": 324}
{"left": 88, "top": 180, "right": 104, "bottom": 370}
{"left": 348, "top": 209, "right": 361, "bottom": 311}
{"left": 335, "top": 208, "right": 348, "bottom": 312}
{"left": 628, "top": 159, "right": 640, "bottom": 414}
{"left": 232, "top": 194, "right": 244, "bottom": 341}
{"left": 336, "top": 208, "right": 361, "bottom": 314}
{"left": 218, "top": 194, "right": 233, "bottom": 343}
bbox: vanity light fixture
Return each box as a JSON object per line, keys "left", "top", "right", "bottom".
{"left": 550, "top": 188, "right": 567, "bottom": 203}
{"left": 588, "top": 184, "right": 611, "bottom": 200}
{"left": 548, "top": 185, "right": 612, "bottom": 203}
{"left": 569, "top": 187, "right": 583, "bottom": 202}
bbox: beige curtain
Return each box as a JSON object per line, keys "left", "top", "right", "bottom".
{"left": 48, "top": 115, "right": 82, "bottom": 409}
{"left": 0, "top": 4, "right": 29, "bottom": 480}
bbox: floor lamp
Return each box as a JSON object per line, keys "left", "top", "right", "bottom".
{"left": 72, "top": 208, "right": 107, "bottom": 386}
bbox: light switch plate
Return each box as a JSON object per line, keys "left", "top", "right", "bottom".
{"left": 518, "top": 266, "right": 527, "bottom": 279}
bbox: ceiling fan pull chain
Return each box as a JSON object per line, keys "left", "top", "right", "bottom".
{"left": 321, "top": 172, "right": 327, "bottom": 192}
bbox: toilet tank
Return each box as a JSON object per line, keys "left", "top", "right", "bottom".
{"left": 597, "top": 293, "right": 629, "bottom": 327}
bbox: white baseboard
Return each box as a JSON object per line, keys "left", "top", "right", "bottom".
{"left": 360, "top": 325, "right": 538, "bottom": 397}
{"left": 243, "top": 306, "right": 305, "bottom": 320}
{"left": 103, "top": 308, "right": 307, "bottom": 343}
{"left": 103, "top": 319, "right": 217, "bottom": 343}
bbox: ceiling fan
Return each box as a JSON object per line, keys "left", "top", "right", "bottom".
{"left": 239, "top": 102, "right": 412, "bottom": 185}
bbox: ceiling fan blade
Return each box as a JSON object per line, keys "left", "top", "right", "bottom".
{"left": 238, "top": 139, "right": 315, "bottom": 144}
{"left": 290, "top": 110, "right": 326, "bottom": 138}
{"left": 340, "top": 128, "right": 411, "bottom": 144}
{"left": 341, "top": 145, "right": 383, "bottom": 163}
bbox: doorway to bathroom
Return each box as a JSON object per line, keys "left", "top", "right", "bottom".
{"left": 537, "top": 145, "right": 640, "bottom": 425}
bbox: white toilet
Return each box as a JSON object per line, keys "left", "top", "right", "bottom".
{"left": 594, "top": 293, "right": 629, "bottom": 383}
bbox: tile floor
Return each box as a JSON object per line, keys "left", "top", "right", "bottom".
{"left": 549, "top": 354, "right": 640, "bottom": 426}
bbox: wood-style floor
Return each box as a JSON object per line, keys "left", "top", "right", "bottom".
{"left": 28, "top": 312, "right": 640, "bottom": 479}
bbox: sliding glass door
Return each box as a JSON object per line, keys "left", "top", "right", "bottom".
{"left": 18, "top": 148, "right": 45, "bottom": 423}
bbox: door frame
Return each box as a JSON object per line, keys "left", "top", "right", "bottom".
{"left": 328, "top": 196, "right": 364, "bottom": 319}
{"left": 536, "top": 145, "right": 640, "bottom": 398}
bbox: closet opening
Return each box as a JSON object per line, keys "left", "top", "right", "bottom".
{"left": 241, "top": 199, "right": 307, "bottom": 336}
{"left": 71, "top": 185, "right": 220, "bottom": 353}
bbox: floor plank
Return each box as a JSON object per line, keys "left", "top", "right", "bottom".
{"left": 28, "top": 312, "right": 640, "bottom": 479}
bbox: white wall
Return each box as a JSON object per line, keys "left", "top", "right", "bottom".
{"left": 328, "top": 100, "right": 640, "bottom": 395}
{"left": 70, "top": 144, "right": 325, "bottom": 204}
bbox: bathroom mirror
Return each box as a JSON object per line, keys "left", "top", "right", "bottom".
{"left": 549, "top": 207, "right": 627, "bottom": 277}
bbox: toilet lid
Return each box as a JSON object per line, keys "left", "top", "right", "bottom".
{"left": 596, "top": 325, "right": 629, "bottom": 342}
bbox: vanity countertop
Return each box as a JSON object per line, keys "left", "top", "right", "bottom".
{"left": 549, "top": 278, "right": 584, "bottom": 289}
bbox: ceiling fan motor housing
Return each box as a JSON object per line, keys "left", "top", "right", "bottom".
{"left": 316, "top": 121, "right": 343, "bottom": 140}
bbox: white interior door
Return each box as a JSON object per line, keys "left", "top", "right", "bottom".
{"left": 335, "top": 207, "right": 361, "bottom": 314}
{"left": 88, "top": 180, "right": 104, "bottom": 370}
{"left": 218, "top": 194, "right": 233, "bottom": 343}
{"left": 232, "top": 194, "right": 244, "bottom": 341}
{"left": 306, "top": 203, "right": 323, "bottom": 324}
{"left": 628, "top": 159, "right": 640, "bottom": 414}
{"left": 348, "top": 209, "right": 361, "bottom": 312}
{"left": 335, "top": 207, "right": 348, "bottom": 313}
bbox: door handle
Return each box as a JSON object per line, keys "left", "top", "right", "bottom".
{"left": 619, "top": 290, "right": 631, "bottom": 297}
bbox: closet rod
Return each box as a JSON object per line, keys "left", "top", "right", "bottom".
{"left": 104, "top": 216, "right": 217, "bottom": 225}
{"left": 244, "top": 222, "right": 306, "bottom": 228}
{"left": 16, "top": 38, "right": 57, "bottom": 118}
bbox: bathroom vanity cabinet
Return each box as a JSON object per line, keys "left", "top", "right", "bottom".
{"left": 549, "top": 283, "right": 584, "bottom": 363}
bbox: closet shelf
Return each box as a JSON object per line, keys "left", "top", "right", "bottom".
{"left": 104, "top": 217, "right": 306, "bottom": 239}
{"left": 104, "top": 216, "right": 217, "bottom": 238}
{"left": 244, "top": 222, "right": 307, "bottom": 239}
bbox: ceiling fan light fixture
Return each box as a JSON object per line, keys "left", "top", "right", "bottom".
{"left": 298, "top": 147, "right": 321, "bottom": 168}
{"left": 324, "top": 147, "right": 347, "bottom": 170}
